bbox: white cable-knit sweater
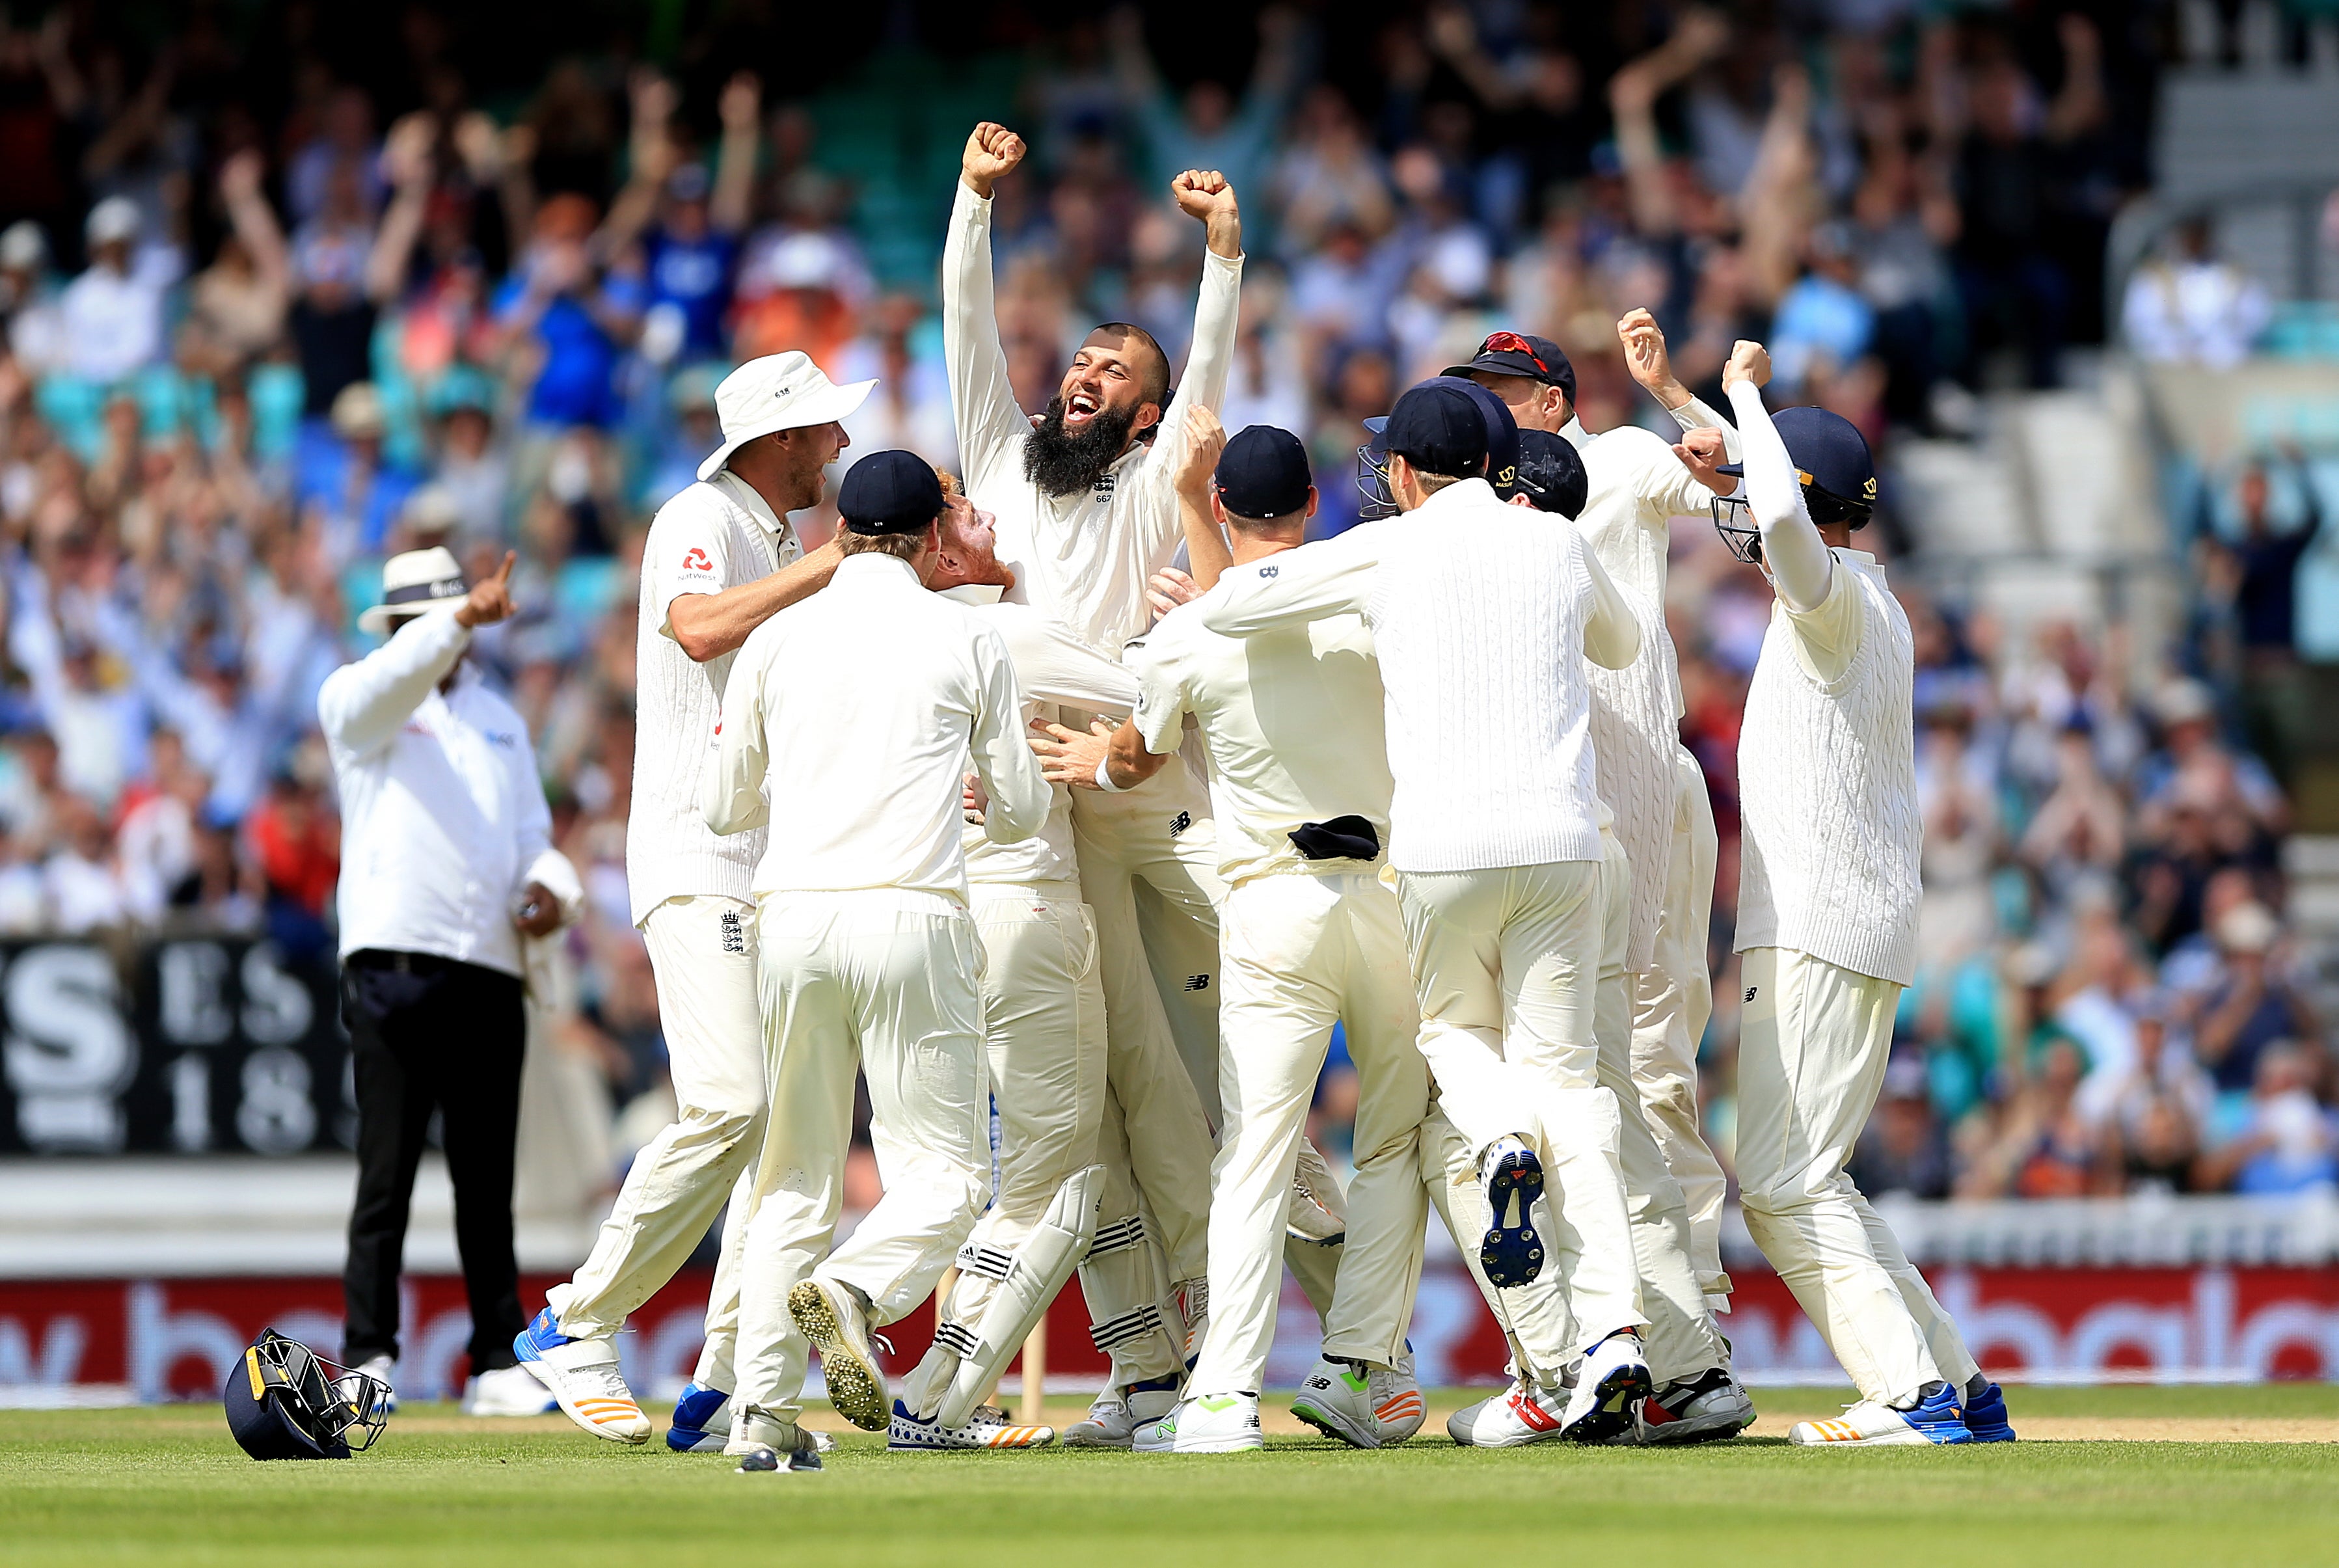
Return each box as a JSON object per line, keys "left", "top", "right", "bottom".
{"left": 1724, "top": 379, "right": 1920, "bottom": 984}
{"left": 1734, "top": 551, "right": 1921, "bottom": 985}
{"left": 1198, "top": 478, "right": 1639, "bottom": 874}
{"left": 1562, "top": 403, "right": 1732, "bottom": 971}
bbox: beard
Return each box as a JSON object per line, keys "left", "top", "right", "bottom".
{"left": 1023, "top": 394, "right": 1140, "bottom": 498}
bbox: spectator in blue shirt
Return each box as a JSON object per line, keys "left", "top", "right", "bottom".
{"left": 491, "top": 193, "right": 642, "bottom": 431}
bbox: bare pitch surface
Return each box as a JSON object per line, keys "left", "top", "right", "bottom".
{"left": 3, "top": 1388, "right": 2333, "bottom": 1567}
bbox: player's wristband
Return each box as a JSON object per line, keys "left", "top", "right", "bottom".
{"left": 1094, "top": 755, "right": 1128, "bottom": 793}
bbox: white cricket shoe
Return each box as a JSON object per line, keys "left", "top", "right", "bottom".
{"left": 725, "top": 1407, "right": 825, "bottom": 1472}
{"left": 1446, "top": 1380, "right": 1573, "bottom": 1447}
{"left": 345, "top": 1355, "right": 397, "bottom": 1416}
{"left": 1623, "top": 1366, "right": 1756, "bottom": 1444}
{"left": 1133, "top": 1392, "right": 1264, "bottom": 1454}
{"left": 888, "top": 1401, "right": 1056, "bottom": 1450}
{"left": 511, "top": 1306, "right": 650, "bottom": 1442}
{"left": 789, "top": 1278, "right": 890, "bottom": 1431}
{"left": 1174, "top": 1277, "right": 1210, "bottom": 1361}
{"left": 1376, "top": 1349, "right": 1426, "bottom": 1442}
{"left": 1286, "top": 1139, "right": 1348, "bottom": 1244}
{"left": 1789, "top": 1385, "right": 1971, "bottom": 1447}
{"left": 464, "top": 1363, "right": 558, "bottom": 1418}
{"left": 1559, "top": 1331, "right": 1650, "bottom": 1443}
{"left": 1290, "top": 1357, "right": 1383, "bottom": 1449}
{"left": 1062, "top": 1383, "right": 1179, "bottom": 1448}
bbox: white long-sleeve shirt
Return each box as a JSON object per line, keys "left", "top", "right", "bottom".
{"left": 944, "top": 180, "right": 1243, "bottom": 655}
{"left": 627, "top": 471, "right": 802, "bottom": 925}
{"left": 1199, "top": 478, "right": 1638, "bottom": 874}
{"left": 705, "top": 553, "right": 1050, "bottom": 903}
{"left": 318, "top": 612, "right": 582, "bottom": 977}
{"left": 1558, "top": 395, "right": 1733, "bottom": 970}
{"left": 1728, "top": 382, "right": 1921, "bottom": 985}
{"left": 1129, "top": 596, "right": 1393, "bottom": 889}
{"left": 938, "top": 584, "right": 1139, "bottom": 887}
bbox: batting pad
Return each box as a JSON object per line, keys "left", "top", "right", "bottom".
{"left": 931, "top": 1163, "right": 1104, "bottom": 1429}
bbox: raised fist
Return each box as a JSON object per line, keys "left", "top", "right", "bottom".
{"left": 1170, "top": 168, "right": 1237, "bottom": 224}
{"left": 962, "top": 122, "right": 1026, "bottom": 198}
{"left": 1722, "top": 339, "right": 1772, "bottom": 393}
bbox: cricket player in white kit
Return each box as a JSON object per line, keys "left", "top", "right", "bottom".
{"left": 705, "top": 451, "right": 1053, "bottom": 1470}
{"left": 1411, "top": 430, "right": 1747, "bottom": 1448}
{"left": 889, "top": 480, "right": 1137, "bottom": 1450}
{"left": 1709, "top": 340, "right": 2013, "bottom": 1448}
{"left": 945, "top": 122, "right": 1284, "bottom": 1432}
{"left": 1448, "top": 323, "right": 1740, "bottom": 1310}
{"left": 1202, "top": 381, "right": 1655, "bottom": 1442}
{"left": 516, "top": 353, "right": 866, "bottom": 1450}
{"left": 1058, "top": 426, "right": 1429, "bottom": 1455}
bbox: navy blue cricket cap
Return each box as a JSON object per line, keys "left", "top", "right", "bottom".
{"left": 1716, "top": 407, "right": 1877, "bottom": 510}
{"left": 1213, "top": 424, "right": 1313, "bottom": 519}
{"left": 1422, "top": 375, "right": 1518, "bottom": 495}
{"left": 1441, "top": 331, "right": 1576, "bottom": 409}
{"left": 1506, "top": 429, "right": 1589, "bottom": 519}
{"left": 838, "top": 449, "right": 946, "bottom": 535}
{"left": 1383, "top": 382, "right": 1490, "bottom": 480}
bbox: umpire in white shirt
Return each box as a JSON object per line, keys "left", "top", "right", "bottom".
{"left": 321, "top": 546, "right": 582, "bottom": 1416}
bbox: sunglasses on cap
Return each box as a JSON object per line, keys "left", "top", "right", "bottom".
{"left": 1480, "top": 332, "right": 1551, "bottom": 376}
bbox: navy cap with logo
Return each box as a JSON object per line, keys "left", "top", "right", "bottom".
{"left": 1420, "top": 375, "right": 1519, "bottom": 496}
{"left": 1213, "top": 424, "right": 1313, "bottom": 520}
{"left": 1440, "top": 331, "right": 1576, "bottom": 409}
{"left": 1716, "top": 407, "right": 1877, "bottom": 512}
{"left": 1502, "top": 428, "right": 1589, "bottom": 519}
{"left": 838, "top": 449, "right": 946, "bottom": 535}
{"left": 1382, "top": 382, "right": 1491, "bottom": 480}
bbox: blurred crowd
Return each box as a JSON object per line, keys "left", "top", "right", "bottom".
{"left": 0, "top": 1, "right": 2326, "bottom": 1202}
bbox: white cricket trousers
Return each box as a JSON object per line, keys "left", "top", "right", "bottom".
{"left": 1187, "top": 870, "right": 1428, "bottom": 1398}
{"left": 548, "top": 895, "right": 762, "bottom": 1392}
{"left": 1072, "top": 765, "right": 1223, "bottom": 1386}
{"left": 1735, "top": 947, "right": 1979, "bottom": 1407}
{"left": 1396, "top": 860, "right": 1643, "bottom": 1351}
{"left": 1593, "top": 824, "right": 1725, "bottom": 1386}
{"left": 1629, "top": 746, "right": 1729, "bottom": 1300}
{"left": 940, "top": 881, "right": 1109, "bottom": 1331}
{"left": 1412, "top": 830, "right": 1722, "bottom": 1389}
{"left": 732, "top": 891, "right": 992, "bottom": 1424}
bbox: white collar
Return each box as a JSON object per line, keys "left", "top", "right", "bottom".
{"left": 937, "top": 583, "right": 1006, "bottom": 607}
{"left": 833, "top": 551, "right": 924, "bottom": 588}
{"left": 1410, "top": 476, "right": 1500, "bottom": 519}
{"left": 711, "top": 470, "right": 792, "bottom": 540}
{"left": 1559, "top": 416, "right": 1590, "bottom": 453}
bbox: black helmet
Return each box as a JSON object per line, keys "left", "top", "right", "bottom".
{"left": 224, "top": 1328, "right": 390, "bottom": 1461}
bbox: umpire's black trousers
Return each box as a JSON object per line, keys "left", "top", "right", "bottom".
{"left": 341, "top": 949, "right": 526, "bottom": 1375}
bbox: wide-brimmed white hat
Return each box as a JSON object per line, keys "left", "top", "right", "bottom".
{"left": 359, "top": 547, "right": 466, "bottom": 636}
{"left": 697, "top": 351, "right": 874, "bottom": 482}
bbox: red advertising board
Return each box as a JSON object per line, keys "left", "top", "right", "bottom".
{"left": 5, "top": 1260, "right": 2335, "bottom": 1403}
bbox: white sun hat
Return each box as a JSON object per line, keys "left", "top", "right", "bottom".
{"left": 697, "top": 350, "right": 874, "bottom": 482}
{"left": 359, "top": 547, "right": 467, "bottom": 636}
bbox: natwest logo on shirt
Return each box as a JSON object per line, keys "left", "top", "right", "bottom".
{"left": 681, "top": 547, "right": 714, "bottom": 574}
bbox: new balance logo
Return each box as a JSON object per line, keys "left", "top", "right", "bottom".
{"left": 1259, "top": 564, "right": 1279, "bottom": 578}
{"left": 1168, "top": 811, "right": 1191, "bottom": 838}
{"left": 1184, "top": 974, "right": 1210, "bottom": 992}
{"left": 721, "top": 910, "right": 746, "bottom": 954}
{"left": 1745, "top": 986, "right": 1757, "bottom": 1003}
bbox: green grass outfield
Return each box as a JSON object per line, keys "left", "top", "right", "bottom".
{"left": 4, "top": 1386, "right": 2335, "bottom": 1567}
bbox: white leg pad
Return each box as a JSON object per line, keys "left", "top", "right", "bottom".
{"left": 931, "top": 1163, "right": 1103, "bottom": 1429}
